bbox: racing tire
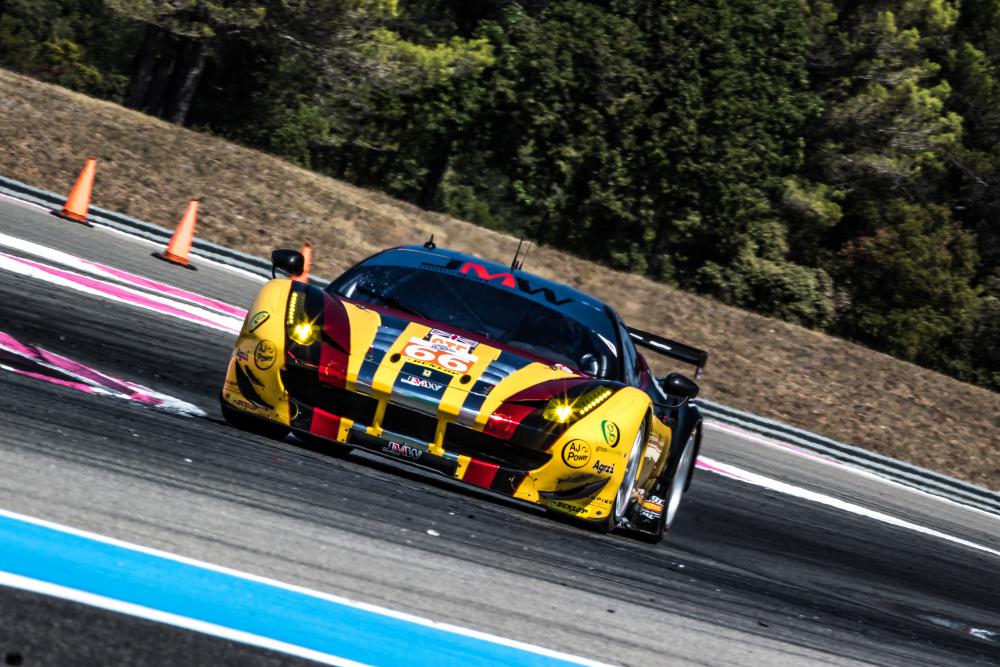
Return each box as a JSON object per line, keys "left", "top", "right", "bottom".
{"left": 633, "top": 427, "right": 699, "bottom": 544}
{"left": 650, "top": 427, "right": 698, "bottom": 541}
{"left": 220, "top": 398, "right": 290, "bottom": 441}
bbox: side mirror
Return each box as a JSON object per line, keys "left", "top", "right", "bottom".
{"left": 660, "top": 372, "right": 699, "bottom": 399}
{"left": 271, "top": 249, "right": 304, "bottom": 279}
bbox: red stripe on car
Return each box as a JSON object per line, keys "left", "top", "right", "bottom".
{"left": 463, "top": 459, "right": 499, "bottom": 488}
{"left": 311, "top": 408, "right": 342, "bottom": 440}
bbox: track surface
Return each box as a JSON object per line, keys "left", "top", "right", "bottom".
{"left": 1, "top": 197, "right": 999, "bottom": 666}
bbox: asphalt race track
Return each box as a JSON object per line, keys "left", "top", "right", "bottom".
{"left": 1, "top": 195, "right": 999, "bottom": 666}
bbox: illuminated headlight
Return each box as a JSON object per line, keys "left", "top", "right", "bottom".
{"left": 542, "top": 386, "right": 613, "bottom": 424}
{"left": 290, "top": 321, "right": 317, "bottom": 345}
{"left": 285, "top": 289, "right": 320, "bottom": 345}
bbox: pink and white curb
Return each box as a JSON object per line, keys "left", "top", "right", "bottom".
{"left": 0, "top": 231, "right": 247, "bottom": 318}
{"left": 0, "top": 330, "right": 204, "bottom": 417}
{"left": 0, "top": 251, "right": 243, "bottom": 334}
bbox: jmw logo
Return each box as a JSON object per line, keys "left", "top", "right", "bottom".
{"left": 424, "top": 259, "right": 572, "bottom": 306}
{"left": 384, "top": 442, "right": 422, "bottom": 460}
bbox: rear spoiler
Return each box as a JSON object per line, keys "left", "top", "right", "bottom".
{"left": 627, "top": 328, "right": 708, "bottom": 379}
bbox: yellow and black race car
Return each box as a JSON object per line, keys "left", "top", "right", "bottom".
{"left": 221, "top": 243, "right": 708, "bottom": 542}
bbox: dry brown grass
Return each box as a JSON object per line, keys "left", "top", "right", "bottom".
{"left": 2, "top": 68, "right": 998, "bottom": 489}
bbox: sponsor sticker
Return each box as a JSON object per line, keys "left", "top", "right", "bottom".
{"left": 427, "top": 329, "right": 478, "bottom": 354}
{"left": 235, "top": 349, "right": 250, "bottom": 363}
{"left": 601, "top": 420, "right": 620, "bottom": 447}
{"left": 640, "top": 496, "right": 664, "bottom": 514}
{"left": 382, "top": 442, "right": 422, "bottom": 460}
{"left": 247, "top": 310, "right": 270, "bottom": 333}
{"left": 549, "top": 500, "right": 586, "bottom": 515}
{"left": 561, "top": 439, "right": 591, "bottom": 469}
{"left": 225, "top": 395, "right": 259, "bottom": 413}
{"left": 402, "top": 335, "right": 478, "bottom": 374}
{"left": 254, "top": 340, "right": 277, "bottom": 370}
{"left": 592, "top": 461, "right": 615, "bottom": 475}
{"left": 400, "top": 374, "right": 444, "bottom": 392}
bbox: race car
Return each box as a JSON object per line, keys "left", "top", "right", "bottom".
{"left": 221, "top": 242, "right": 708, "bottom": 542}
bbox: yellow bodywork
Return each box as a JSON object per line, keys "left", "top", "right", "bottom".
{"left": 223, "top": 279, "right": 673, "bottom": 522}
{"left": 222, "top": 279, "right": 292, "bottom": 423}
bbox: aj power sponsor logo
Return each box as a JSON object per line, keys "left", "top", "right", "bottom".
{"left": 561, "top": 440, "right": 592, "bottom": 469}
{"left": 254, "top": 340, "right": 277, "bottom": 370}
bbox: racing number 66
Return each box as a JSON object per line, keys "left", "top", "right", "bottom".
{"left": 403, "top": 340, "right": 473, "bottom": 373}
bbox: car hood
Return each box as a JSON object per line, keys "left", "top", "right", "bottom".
{"left": 320, "top": 298, "right": 590, "bottom": 428}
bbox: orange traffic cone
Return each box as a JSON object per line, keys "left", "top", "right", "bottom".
{"left": 154, "top": 198, "right": 199, "bottom": 269}
{"left": 293, "top": 242, "right": 312, "bottom": 283}
{"left": 52, "top": 157, "right": 96, "bottom": 226}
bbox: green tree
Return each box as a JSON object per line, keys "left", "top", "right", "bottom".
{"left": 837, "top": 200, "right": 979, "bottom": 366}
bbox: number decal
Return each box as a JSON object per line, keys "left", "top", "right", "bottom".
{"left": 403, "top": 338, "right": 477, "bottom": 374}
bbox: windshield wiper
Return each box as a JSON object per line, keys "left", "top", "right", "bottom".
{"left": 354, "top": 285, "right": 429, "bottom": 319}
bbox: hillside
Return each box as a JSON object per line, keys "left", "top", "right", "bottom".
{"left": 1, "top": 69, "right": 997, "bottom": 490}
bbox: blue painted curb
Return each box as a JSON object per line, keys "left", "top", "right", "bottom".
{"left": 0, "top": 511, "right": 601, "bottom": 667}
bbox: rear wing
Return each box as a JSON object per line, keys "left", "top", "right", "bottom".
{"left": 627, "top": 328, "right": 708, "bottom": 379}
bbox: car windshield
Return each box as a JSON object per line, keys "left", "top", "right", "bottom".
{"left": 329, "top": 265, "right": 620, "bottom": 379}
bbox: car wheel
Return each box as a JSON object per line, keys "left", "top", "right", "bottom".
{"left": 663, "top": 428, "right": 698, "bottom": 531}
{"left": 220, "top": 398, "right": 290, "bottom": 440}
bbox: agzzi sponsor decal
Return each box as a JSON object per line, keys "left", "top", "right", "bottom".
{"left": 561, "top": 439, "right": 591, "bottom": 469}
{"left": 235, "top": 349, "right": 250, "bottom": 363}
{"left": 592, "top": 461, "right": 615, "bottom": 475}
{"left": 400, "top": 374, "right": 444, "bottom": 392}
{"left": 382, "top": 442, "right": 422, "bottom": 460}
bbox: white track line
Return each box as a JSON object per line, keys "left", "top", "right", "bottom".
{"left": 0, "top": 508, "right": 612, "bottom": 667}
{"left": 0, "top": 251, "right": 242, "bottom": 334}
{"left": 705, "top": 420, "right": 1000, "bottom": 525}
{"left": 0, "top": 231, "right": 247, "bottom": 317}
{"left": 697, "top": 456, "right": 1000, "bottom": 560}
{"left": 0, "top": 572, "right": 369, "bottom": 667}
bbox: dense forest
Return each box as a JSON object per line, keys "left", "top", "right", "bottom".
{"left": 1, "top": 0, "right": 998, "bottom": 390}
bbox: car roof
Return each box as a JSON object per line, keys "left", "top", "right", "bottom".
{"left": 357, "top": 245, "right": 618, "bottom": 330}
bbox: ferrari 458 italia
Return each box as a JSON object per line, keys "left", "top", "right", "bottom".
{"left": 221, "top": 243, "right": 708, "bottom": 542}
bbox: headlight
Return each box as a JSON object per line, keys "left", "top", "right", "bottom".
{"left": 286, "top": 289, "right": 320, "bottom": 345}
{"left": 290, "top": 321, "right": 317, "bottom": 345}
{"left": 542, "top": 386, "right": 614, "bottom": 424}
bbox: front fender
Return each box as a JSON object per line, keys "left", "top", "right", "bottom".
{"left": 221, "top": 279, "right": 294, "bottom": 425}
